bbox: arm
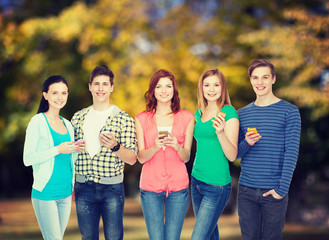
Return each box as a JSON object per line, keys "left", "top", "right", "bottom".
{"left": 263, "top": 107, "right": 301, "bottom": 198}
{"left": 165, "top": 118, "right": 195, "bottom": 163}
{"left": 275, "top": 107, "right": 301, "bottom": 197}
{"left": 213, "top": 116, "right": 239, "bottom": 162}
{"left": 23, "top": 117, "right": 58, "bottom": 166}
{"left": 23, "top": 116, "right": 80, "bottom": 166}
{"left": 235, "top": 124, "right": 261, "bottom": 162}
{"left": 135, "top": 117, "right": 163, "bottom": 164}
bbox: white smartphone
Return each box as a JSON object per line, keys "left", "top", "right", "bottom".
{"left": 75, "top": 139, "right": 85, "bottom": 145}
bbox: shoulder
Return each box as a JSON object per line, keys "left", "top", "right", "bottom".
{"left": 113, "top": 106, "right": 134, "bottom": 123}
{"left": 222, "top": 105, "right": 237, "bottom": 113}
{"left": 72, "top": 106, "right": 92, "bottom": 119}
{"left": 176, "top": 109, "right": 194, "bottom": 119}
{"left": 136, "top": 111, "right": 152, "bottom": 119}
{"left": 222, "top": 105, "right": 239, "bottom": 120}
{"left": 279, "top": 100, "right": 299, "bottom": 111}
{"left": 28, "top": 113, "right": 45, "bottom": 125}
{"left": 238, "top": 102, "right": 254, "bottom": 112}
{"left": 194, "top": 109, "right": 201, "bottom": 117}
{"left": 279, "top": 100, "right": 300, "bottom": 119}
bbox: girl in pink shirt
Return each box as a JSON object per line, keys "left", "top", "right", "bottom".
{"left": 135, "top": 69, "right": 194, "bottom": 240}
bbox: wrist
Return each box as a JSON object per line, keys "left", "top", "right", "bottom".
{"left": 111, "top": 142, "right": 120, "bottom": 152}
{"left": 216, "top": 130, "right": 225, "bottom": 137}
{"left": 175, "top": 144, "right": 182, "bottom": 152}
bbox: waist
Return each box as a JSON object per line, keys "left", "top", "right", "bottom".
{"left": 75, "top": 174, "right": 123, "bottom": 185}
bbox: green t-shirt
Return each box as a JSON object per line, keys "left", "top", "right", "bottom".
{"left": 192, "top": 105, "right": 239, "bottom": 185}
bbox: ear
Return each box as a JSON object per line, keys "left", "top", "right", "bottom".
{"left": 88, "top": 83, "right": 92, "bottom": 92}
{"left": 272, "top": 75, "right": 276, "bottom": 84}
{"left": 43, "top": 92, "right": 48, "bottom": 100}
{"left": 110, "top": 84, "right": 114, "bottom": 93}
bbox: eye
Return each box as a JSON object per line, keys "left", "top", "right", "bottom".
{"left": 156, "top": 85, "right": 161, "bottom": 89}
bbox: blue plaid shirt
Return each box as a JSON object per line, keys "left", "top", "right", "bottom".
{"left": 71, "top": 105, "right": 137, "bottom": 183}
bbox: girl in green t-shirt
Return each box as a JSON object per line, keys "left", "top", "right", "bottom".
{"left": 191, "top": 68, "right": 239, "bottom": 240}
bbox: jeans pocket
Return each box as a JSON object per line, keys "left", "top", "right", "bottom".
{"left": 74, "top": 182, "right": 84, "bottom": 195}
{"left": 238, "top": 185, "right": 248, "bottom": 194}
{"left": 107, "top": 182, "right": 124, "bottom": 196}
{"left": 269, "top": 194, "right": 284, "bottom": 201}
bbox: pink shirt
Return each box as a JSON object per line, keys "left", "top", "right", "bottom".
{"left": 136, "top": 110, "right": 194, "bottom": 194}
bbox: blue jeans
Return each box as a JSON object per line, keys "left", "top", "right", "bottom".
{"left": 31, "top": 195, "right": 71, "bottom": 240}
{"left": 74, "top": 181, "right": 125, "bottom": 240}
{"left": 237, "top": 185, "right": 288, "bottom": 240}
{"left": 191, "top": 176, "right": 231, "bottom": 240}
{"left": 140, "top": 187, "right": 189, "bottom": 240}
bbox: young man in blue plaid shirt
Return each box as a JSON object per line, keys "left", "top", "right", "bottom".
{"left": 71, "top": 65, "right": 137, "bottom": 240}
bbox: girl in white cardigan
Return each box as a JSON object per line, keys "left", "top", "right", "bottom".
{"left": 23, "top": 75, "right": 84, "bottom": 240}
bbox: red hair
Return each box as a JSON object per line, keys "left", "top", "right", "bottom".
{"left": 144, "top": 69, "right": 180, "bottom": 113}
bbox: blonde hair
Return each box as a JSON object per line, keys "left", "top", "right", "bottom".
{"left": 197, "top": 68, "right": 232, "bottom": 112}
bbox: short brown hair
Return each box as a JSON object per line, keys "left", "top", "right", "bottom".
{"left": 89, "top": 65, "right": 114, "bottom": 85}
{"left": 248, "top": 59, "right": 276, "bottom": 78}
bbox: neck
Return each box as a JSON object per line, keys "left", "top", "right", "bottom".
{"left": 155, "top": 102, "right": 172, "bottom": 115}
{"left": 205, "top": 101, "right": 218, "bottom": 111}
{"left": 44, "top": 109, "right": 60, "bottom": 120}
{"left": 255, "top": 94, "right": 280, "bottom": 106}
{"left": 93, "top": 102, "right": 112, "bottom": 111}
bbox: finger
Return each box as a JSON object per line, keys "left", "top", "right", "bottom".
{"left": 215, "top": 116, "right": 225, "bottom": 122}
{"left": 262, "top": 190, "right": 272, "bottom": 197}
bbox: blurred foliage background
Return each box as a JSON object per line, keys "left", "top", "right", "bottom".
{"left": 1, "top": 0, "right": 329, "bottom": 225}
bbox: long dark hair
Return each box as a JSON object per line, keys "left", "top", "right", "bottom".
{"left": 37, "top": 75, "right": 68, "bottom": 113}
{"left": 144, "top": 69, "right": 180, "bottom": 114}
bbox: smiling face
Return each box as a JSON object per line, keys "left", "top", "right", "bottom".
{"left": 250, "top": 66, "right": 276, "bottom": 97}
{"left": 43, "top": 82, "right": 68, "bottom": 111}
{"left": 154, "top": 77, "right": 174, "bottom": 104}
{"left": 89, "top": 75, "right": 113, "bottom": 105}
{"left": 202, "top": 75, "right": 222, "bottom": 104}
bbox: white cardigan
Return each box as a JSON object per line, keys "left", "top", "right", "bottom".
{"left": 23, "top": 113, "right": 77, "bottom": 192}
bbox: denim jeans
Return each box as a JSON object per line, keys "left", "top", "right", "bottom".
{"left": 237, "top": 185, "right": 288, "bottom": 240}
{"left": 31, "top": 195, "right": 71, "bottom": 240}
{"left": 191, "top": 176, "right": 231, "bottom": 240}
{"left": 140, "top": 187, "right": 189, "bottom": 240}
{"left": 74, "top": 181, "right": 125, "bottom": 240}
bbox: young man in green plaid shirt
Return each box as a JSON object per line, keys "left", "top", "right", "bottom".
{"left": 71, "top": 65, "right": 137, "bottom": 240}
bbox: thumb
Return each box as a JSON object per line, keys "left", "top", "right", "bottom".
{"left": 262, "top": 191, "right": 271, "bottom": 197}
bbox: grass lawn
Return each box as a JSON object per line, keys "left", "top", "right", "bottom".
{"left": 0, "top": 198, "right": 328, "bottom": 240}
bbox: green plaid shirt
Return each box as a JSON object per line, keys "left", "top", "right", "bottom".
{"left": 71, "top": 105, "right": 137, "bottom": 183}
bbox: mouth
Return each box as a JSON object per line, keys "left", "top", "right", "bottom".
{"left": 96, "top": 92, "right": 106, "bottom": 96}
{"left": 207, "top": 93, "right": 217, "bottom": 97}
{"left": 256, "top": 86, "right": 266, "bottom": 91}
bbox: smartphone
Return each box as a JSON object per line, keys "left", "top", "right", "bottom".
{"left": 247, "top": 128, "right": 258, "bottom": 134}
{"left": 159, "top": 131, "right": 169, "bottom": 139}
{"left": 75, "top": 139, "right": 85, "bottom": 145}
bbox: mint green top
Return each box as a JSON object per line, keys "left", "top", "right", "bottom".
{"left": 192, "top": 105, "right": 239, "bottom": 185}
